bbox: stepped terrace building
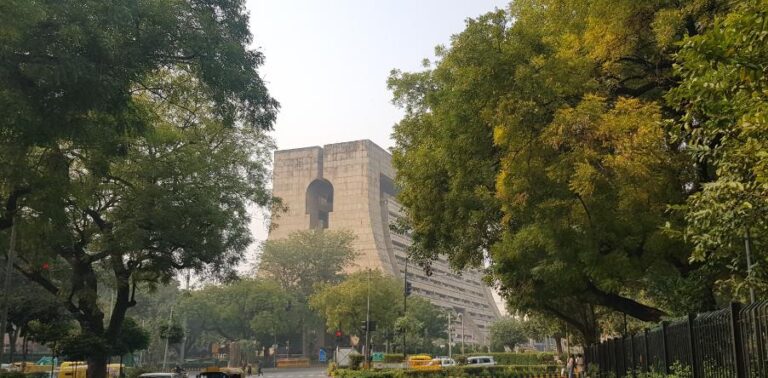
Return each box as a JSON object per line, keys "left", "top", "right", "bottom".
{"left": 268, "top": 140, "right": 501, "bottom": 346}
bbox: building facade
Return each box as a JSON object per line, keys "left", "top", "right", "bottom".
{"left": 268, "top": 140, "right": 501, "bottom": 346}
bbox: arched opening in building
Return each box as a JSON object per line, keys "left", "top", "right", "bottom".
{"left": 306, "top": 179, "right": 334, "bottom": 229}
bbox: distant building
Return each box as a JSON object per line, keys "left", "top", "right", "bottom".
{"left": 268, "top": 140, "right": 501, "bottom": 346}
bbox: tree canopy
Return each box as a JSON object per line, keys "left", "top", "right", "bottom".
{"left": 256, "top": 230, "right": 358, "bottom": 299}
{"left": 489, "top": 317, "right": 527, "bottom": 352}
{"left": 0, "top": 1, "right": 278, "bottom": 376}
{"left": 388, "top": 0, "right": 745, "bottom": 342}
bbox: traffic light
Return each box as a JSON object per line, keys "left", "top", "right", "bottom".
{"left": 405, "top": 281, "right": 413, "bottom": 297}
{"left": 335, "top": 330, "right": 342, "bottom": 342}
{"left": 361, "top": 320, "right": 377, "bottom": 332}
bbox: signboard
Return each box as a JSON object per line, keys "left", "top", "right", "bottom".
{"left": 319, "top": 349, "right": 327, "bottom": 363}
{"left": 372, "top": 352, "right": 384, "bottom": 362}
{"left": 336, "top": 347, "right": 355, "bottom": 367}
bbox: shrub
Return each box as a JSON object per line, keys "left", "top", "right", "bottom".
{"left": 349, "top": 354, "right": 365, "bottom": 370}
{"left": 0, "top": 372, "right": 25, "bottom": 378}
{"left": 456, "top": 352, "right": 557, "bottom": 366}
{"left": 383, "top": 354, "right": 405, "bottom": 363}
{"left": 332, "top": 364, "right": 559, "bottom": 377}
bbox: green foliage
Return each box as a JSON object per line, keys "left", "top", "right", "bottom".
{"left": 177, "top": 279, "right": 294, "bottom": 347}
{"left": 0, "top": 0, "right": 278, "bottom": 372}
{"left": 332, "top": 364, "right": 559, "bottom": 377}
{"left": 668, "top": 0, "right": 768, "bottom": 299}
{"left": 158, "top": 323, "right": 184, "bottom": 344}
{"left": 113, "top": 318, "right": 150, "bottom": 355}
{"left": 349, "top": 354, "right": 365, "bottom": 370}
{"left": 257, "top": 229, "right": 358, "bottom": 298}
{"left": 0, "top": 372, "right": 25, "bottom": 378}
{"left": 383, "top": 354, "right": 405, "bottom": 363}
{"left": 489, "top": 317, "right": 527, "bottom": 352}
{"left": 388, "top": 0, "right": 732, "bottom": 342}
{"left": 310, "top": 270, "right": 402, "bottom": 336}
{"left": 456, "top": 352, "right": 556, "bottom": 366}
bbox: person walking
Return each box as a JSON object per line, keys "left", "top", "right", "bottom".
{"left": 567, "top": 354, "right": 575, "bottom": 378}
{"left": 246, "top": 365, "right": 252, "bottom": 377}
{"left": 576, "top": 354, "right": 585, "bottom": 376}
{"left": 256, "top": 361, "right": 263, "bottom": 376}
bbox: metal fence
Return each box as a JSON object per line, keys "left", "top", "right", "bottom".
{"left": 585, "top": 301, "right": 768, "bottom": 378}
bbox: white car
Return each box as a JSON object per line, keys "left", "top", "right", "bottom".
{"left": 466, "top": 356, "right": 496, "bottom": 366}
{"left": 433, "top": 358, "right": 457, "bottom": 367}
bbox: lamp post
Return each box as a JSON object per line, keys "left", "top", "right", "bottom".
{"left": 447, "top": 312, "right": 452, "bottom": 359}
{"left": 365, "top": 268, "right": 371, "bottom": 368}
{"left": 457, "top": 313, "right": 464, "bottom": 355}
{"left": 402, "top": 257, "right": 408, "bottom": 358}
{"left": 162, "top": 306, "right": 174, "bottom": 371}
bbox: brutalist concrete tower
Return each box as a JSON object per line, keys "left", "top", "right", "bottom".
{"left": 269, "top": 140, "right": 501, "bottom": 346}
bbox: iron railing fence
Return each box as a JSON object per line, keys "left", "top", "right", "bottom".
{"left": 585, "top": 301, "right": 768, "bottom": 378}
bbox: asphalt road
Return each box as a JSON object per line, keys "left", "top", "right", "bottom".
{"left": 250, "top": 368, "right": 327, "bottom": 378}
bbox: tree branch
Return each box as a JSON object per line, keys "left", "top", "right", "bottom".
{"left": 586, "top": 282, "right": 666, "bottom": 322}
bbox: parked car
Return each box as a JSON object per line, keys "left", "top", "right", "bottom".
{"left": 465, "top": 356, "right": 496, "bottom": 366}
{"left": 140, "top": 373, "right": 184, "bottom": 378}
{"left": 432, "top": 358, "right": 457, "bottom": 367}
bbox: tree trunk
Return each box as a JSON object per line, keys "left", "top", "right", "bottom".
{"left": 22, "top": 335, "right": 27, "bottom": 365}
{"left": 554, "top": 335, "right": 563, "bottom": 356}
{"left": 9, "top": 326, "right": 20, "bottom": 363}
{"left": 86, "top": 354, "right": 108, "bottom": 378}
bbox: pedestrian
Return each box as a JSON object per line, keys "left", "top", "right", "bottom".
{"left": 256, "top": 361, "right": 263, "bottom": 376}
{"left": 567, "top": 354, "right": 575, "bottom": 378}
{"left": 576, "top": 354, "right": 585, "bottom": 376}
{"left": 246, "top": 365, "right": 252, "bottom": 376}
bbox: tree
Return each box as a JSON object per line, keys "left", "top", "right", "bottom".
{"left": 668, "top": 0, "right": 768, "bottom": 300}
{"left": 522, "top": 313, "right": 565, "bottom": 355}
{"left": 113, "top": 318, "right": 150, "bottom": 357}
{"left": 257, "top": 230, "right": 358, "bottom": 297}
{"left": 1, "top": 267, "right": 72, "bottom": 361}
{"left": 177, "top": 279, "right": 294, "bottom": 359}
{"left": 401, "top": 296, "right": 447, "bottom": 354}
{"left": 255, "top": 229, "right": 358, "bottom": 355}
{"left": 309, "top": 271, "right": 402, "bottom": 341}
{"left": 0, "top": 1, "right": 278, "bottom": 377}
{"left": 489, "top": 317, "right": 526, "bottom": 352}
{"left": 388, "top": 0, "right": 729, "bottom": 343}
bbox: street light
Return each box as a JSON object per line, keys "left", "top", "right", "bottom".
{"left": 447, "top": 312, "right": 453, "bottom": 358}
{"left": 457, "top": 313, "right": 465, "bottom": 355}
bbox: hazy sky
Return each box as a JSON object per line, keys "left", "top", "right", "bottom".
{"left": 242, "top": 1, "right": 510, "bottom": 312}
{"left": 246, "top": 0, "right": 508, "bottom": 152}
{"left": 244, "top": 0, "right": 508, "bottom": 239}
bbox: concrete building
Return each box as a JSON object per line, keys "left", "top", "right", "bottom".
{"left": 268, "top": 140, "right": 501, "bottom": 347}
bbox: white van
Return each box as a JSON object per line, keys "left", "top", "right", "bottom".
{"left": 466, "top": 356, "right": 496, "bottom": 366}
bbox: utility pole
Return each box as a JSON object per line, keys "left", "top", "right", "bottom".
{"left": 162, "top": 306, "right": 174, "bottom": 371}
{"left": 459, "top": 313, "right": 465, "bottom": 355}
{"left": 0, "top": 220, "right": 18, "bottom": 365}
{"left": 180, "top": 270, "right": 191, "bottom": 365}
{"left": 402, "top": 257, "right": 408, "bottom": 358}
{"left": 745, "top": 227, "right": 756, "bottom": 303}
{"left": 447, "top": 312, "right": 452, "bottom": 359}
{"left": 364, "top": 268, "right": 371, "bottom": 368}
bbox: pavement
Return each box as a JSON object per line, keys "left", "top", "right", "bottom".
{"left": 248, "top": 368, "right": 327, "bottom": 378}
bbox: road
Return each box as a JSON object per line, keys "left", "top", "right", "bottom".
{"left": 252, "top": 367, "right": 327, "bottom": 378}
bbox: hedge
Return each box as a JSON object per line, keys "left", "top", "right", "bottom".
{"left": 383, "top": 354, "right": 405, "bottom": 363}
{"left": 454, "top": 353, "right": 557, "bottom": 366}
{"left": 333, "top": 365, "right": 560, "bottom": 377}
